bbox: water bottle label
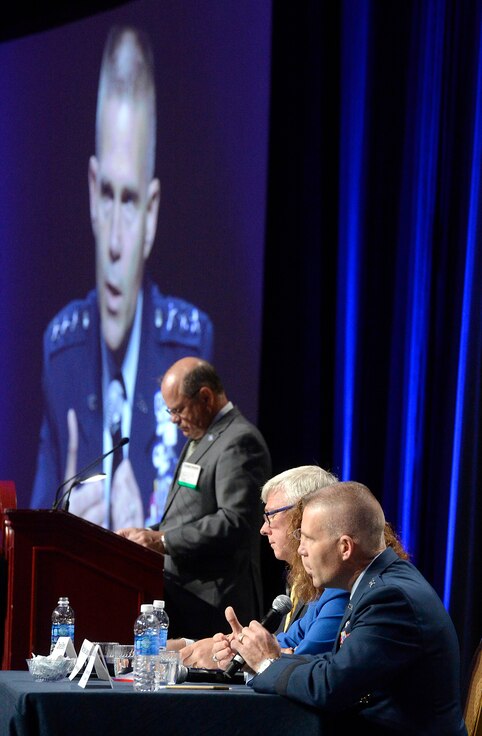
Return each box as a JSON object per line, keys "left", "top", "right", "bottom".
{"left": 59, "top": 624, "right": 74, "bottom": 638}
{"left": 148, "top": 633, "right": 159, "bottom": 655}
{"left": 159, "top": 629, "right": 168, "bottom": 650}
{"left": 51, "top": 623, "right": 74, "bottom": 643}
{"left": 134, "top": 635, "right": 146, "bottom": 655}
{"left": 135, "top": 633, "right": 158, "bottom": 656}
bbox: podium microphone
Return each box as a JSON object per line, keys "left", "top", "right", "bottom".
{"left": 223, "top": 594, "right": 292, "bottom": 680}
{"left": 52, "top": 437, "right": 129, "bottom": 510}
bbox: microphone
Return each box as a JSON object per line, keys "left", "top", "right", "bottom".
{"left": 175, "top": 666, "right": 245, "bottom": 685}
{"left": 52, "top": 437, "right": 129, "bottom": 510}
{"left": 223, "top": 594, "right": 292, "bottom": 680}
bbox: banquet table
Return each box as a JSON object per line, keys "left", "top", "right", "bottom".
{"left": 0, "top": 670, "right": 330, "bottom": 736}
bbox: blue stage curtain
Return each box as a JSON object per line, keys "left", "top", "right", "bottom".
{"left": 260, "top": 0, "right": 482, "bottom": 684}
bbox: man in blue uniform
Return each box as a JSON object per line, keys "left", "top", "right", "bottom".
{"left": 230, "top": 482, "right": 467, "bottom": 736}
{"left": 30, "top": 26, "right": 213, "bottom": 529}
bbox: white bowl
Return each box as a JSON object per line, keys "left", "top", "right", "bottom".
{"left": 26, "top": 656, "right": 76, "bottom": 681}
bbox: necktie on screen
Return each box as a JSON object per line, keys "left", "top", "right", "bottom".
{"left": 105, "top": 374, "right": 126, "bottom": 481}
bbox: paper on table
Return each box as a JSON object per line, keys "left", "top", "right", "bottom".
{"left": 69, "top": 639, "right": 113, "bottom": 689}
{"left": 51, "top": 637, "right": 77, "bottom": 659}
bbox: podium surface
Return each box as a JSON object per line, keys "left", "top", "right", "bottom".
{"left": 1, "top": 508, "right": 164, "bottom": 670}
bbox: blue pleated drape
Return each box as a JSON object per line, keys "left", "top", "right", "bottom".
{"left": 260, "top": 0, "right": 482, "bottom": 683}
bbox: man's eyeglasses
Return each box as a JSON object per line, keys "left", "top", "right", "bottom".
{"left": 165, "top": 389, "right": 201, "bottom": 418}
{"left": 263, "top": 504, "right": 295, "bottom": 527}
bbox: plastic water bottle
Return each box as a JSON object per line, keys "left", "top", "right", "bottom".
{"left": 133, "top": 604, "right": 160, "bottom": 692}
{"left": 50, "top": 596, "right": 75, "bottom": 653}
{"left": 153, "top": 600, "right": 169, "bottom": 650}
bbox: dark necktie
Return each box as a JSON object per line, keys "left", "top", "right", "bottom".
{"left": 105, "top": 374, "right": 126, "bottom": 482}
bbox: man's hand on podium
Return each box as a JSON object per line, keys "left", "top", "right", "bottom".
{"left": 116, "top": 527, "right": 166, "bottom": 554}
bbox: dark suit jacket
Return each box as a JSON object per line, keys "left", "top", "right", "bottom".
{"left": 31, "top": 279, "right": 213, "bottom": 525}
{"left": 156, "top": 407, "right": 271, "bottom": 640}
{"left": 252, "top": 547, "right": 467, "bottom": 735}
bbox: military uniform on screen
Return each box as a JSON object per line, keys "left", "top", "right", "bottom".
{"left": 31, "top": 278, "right": 214, "bottom": 527}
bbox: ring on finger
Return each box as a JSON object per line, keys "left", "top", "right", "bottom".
{"left": 212, "top": 654, "right": 218, "bottom": 663}
{"left": 238, "top": 633, "right": 245, "bottom": 643}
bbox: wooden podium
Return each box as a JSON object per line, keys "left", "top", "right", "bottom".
{"left": 1, "top": 490, "right": 164, "bottom": 670}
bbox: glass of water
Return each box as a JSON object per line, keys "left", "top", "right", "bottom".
{"left": 155, "top": 651, "right": 181, "bottom": 689}
{"left": 113, "top": 644, "right": 135, "bottom": 677}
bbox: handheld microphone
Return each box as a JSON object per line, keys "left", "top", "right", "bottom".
{"left": 175, "top": 666, "right": 245, "bottom": 685}
{"left": 52, "top": 437, "right": 129, "bottom": 510}
{"left": 223, "top": 594, "right": 292, "bottom": 680}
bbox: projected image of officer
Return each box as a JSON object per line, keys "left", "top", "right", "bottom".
{"left": 31, "top": 26, "right": 213, "bottom": 529}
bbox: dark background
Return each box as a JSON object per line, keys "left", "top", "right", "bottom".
{"left": 1, "top": 0, "right": 481, "bottom": 694}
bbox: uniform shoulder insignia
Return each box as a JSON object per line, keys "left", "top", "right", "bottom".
{"left": 153, "top": 292, "right": 210, "bottom": 347}
{"left": 45, "top": 291, "right": 96, "bottom": 354}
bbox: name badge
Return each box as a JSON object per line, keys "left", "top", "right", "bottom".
{"left": 178, "top": 462, "right": 201, "bottom": 489}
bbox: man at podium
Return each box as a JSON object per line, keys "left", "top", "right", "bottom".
{"left": 117, "top": 357, "right": 271, "bottom": 640}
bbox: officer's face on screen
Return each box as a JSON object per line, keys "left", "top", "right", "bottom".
{"left": 89, "top": 96, "right": 160, "bottom": 356}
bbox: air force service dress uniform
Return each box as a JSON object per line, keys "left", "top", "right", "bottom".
{"left": 251, "top": 547, "right": 467, "bottom": 736}
{"left": 31, "top": 279, "right": 213, "bottom": 526}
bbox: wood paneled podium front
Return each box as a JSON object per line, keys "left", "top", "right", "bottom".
{"left": 1, "top": 506, "right": 164, "bottom": 670}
